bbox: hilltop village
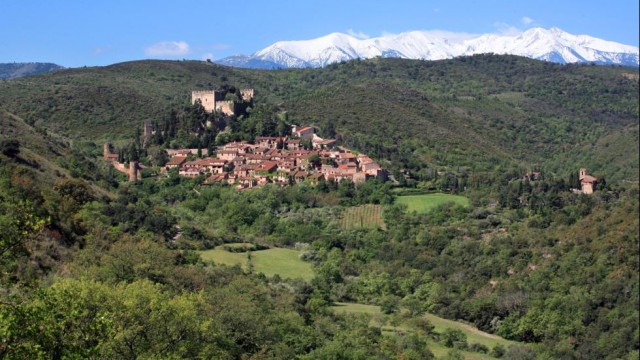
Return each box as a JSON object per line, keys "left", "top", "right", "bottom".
{"left": 103, "top": 88, "right": 387, "bottom": 190}
{"left": 165, "top": 127, "right": 386, "bottom": 189}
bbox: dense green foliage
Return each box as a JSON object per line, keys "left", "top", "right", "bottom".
{"left": 0, "top": 56, "right": 638, "bottom": 359}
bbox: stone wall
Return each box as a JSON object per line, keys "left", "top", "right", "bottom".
{"left": 103, "top": 143, "right": 112, "bottom": 158}
{"left": 240, "top": 88, "right": 254, "bottom": 101}
{"left": 216, "top": 100, "right": 235, "bottom": 116}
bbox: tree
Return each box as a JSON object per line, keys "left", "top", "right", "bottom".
{"left": 402, "top": 295, "right": 426, "bottom": 317}
{"left": 0, "top": 200, "right": 48, "bottom": 279}
{"left": 380, "top": 294, "right": 401, "bottom": 314}
{"left": 307, "top": 154, "right": 321, "bottom": 169}
{"left": 324, "top": 120, "right": 336, "bottom": 138}
{"left": 128, "top": 143, "right": 139, "bottom": 162}
{"left": 301, "top": 139, "right": 312, "bottom": 150}
{"left": 491, "top": 344, "right": 506, "bottom": 358}
{"left": 54, "top": 179, "right": 93, "bottom": 203}
{"left": 246, "top": 251, "right": 254, "bottom": 274}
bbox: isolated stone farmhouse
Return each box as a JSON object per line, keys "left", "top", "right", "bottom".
{"left": 579, "top": 168, "right": 597, "bottom": 194}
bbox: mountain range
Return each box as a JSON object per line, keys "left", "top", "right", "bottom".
{"left": 0, "top": 62, "right": 64, "bottom": 79}
{"left": 216, "top": 27, "right": 639, "bottom": 69}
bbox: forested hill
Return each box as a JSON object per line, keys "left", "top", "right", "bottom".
{"left": 0, "top": 55, "right": 637, "bottom": 183}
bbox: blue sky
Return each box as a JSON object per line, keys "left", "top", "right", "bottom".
{"left": 1, "top": 0, "right": 638, "bottom": 67}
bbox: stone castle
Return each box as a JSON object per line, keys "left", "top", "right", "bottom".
{"left": 191, "top": 88, "right": 254, "bottom": 116}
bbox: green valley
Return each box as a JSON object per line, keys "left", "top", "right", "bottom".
{"left": 0, "top": 55, "right": 637, "bottom": 359}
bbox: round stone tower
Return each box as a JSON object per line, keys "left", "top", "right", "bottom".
{"left": 129, "top": 161, "right": 139, "bottom": 182}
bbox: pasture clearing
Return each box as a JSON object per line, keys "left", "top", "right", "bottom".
{"left": 396, "top": 193, "right": 470, "bottom": 214}
{"left": 199, "top": 244, "right": 314, "bottom": 280}
{"left": 332, "top": 302, "right": 519, "bottom": 359}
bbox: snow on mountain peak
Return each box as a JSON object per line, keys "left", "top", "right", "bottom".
{"left": 218, "top": 27, "right": 640, "bottom": 69}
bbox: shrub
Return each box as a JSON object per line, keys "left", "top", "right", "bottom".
{"left": 379, "top": 294, "right": 401, "bottom": 314}
{"left": 299, "top": 250, "right": 319, "bottom": 262}
{"left": 414, "top": 318, "right": 435, "bottom": 335}
{"left": 1, "top": 139, "right": 20, "bottom": 157}
{"left": 491, "top": 344, "right": 505, "bottom": 358}
{"left": 222, "top": 243, "right": 269, "bottom": 253}
{"left": 504, "top": 345, "right": 536, "bottom": 360}
{"left": 469, "top": 342, "right": 489, "bottom": 354}
{"left": 441, "top": 328, "right": 467, "bottom": 348}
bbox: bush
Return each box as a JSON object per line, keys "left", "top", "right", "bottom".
{"left": 441, "top": 328, "right": 467, "bottom": 348}
{"left": 414, "top": 318, "right": 435, "bottom": 335}
{"left": 469, "top": 342, "right": 489, "bottom": 354}
{"left": 379, "top": 294, "right": 401, "bottom": 314}
{"left": 491, "top": 344, "right": 505, "bottom": 358}
{"left": 452, "top": 341, "right": 468, "bottom": 350}
{"left": 444, "top": 349, "right": 464, "bottom": 360}
{"left": 1, "top": 139, "right": 20, "bottom": 157}
{"left": 222, "top": 243, "right": 269, "bottom": 253}
{"left": 504, "top": 345, "right": 536, "bottom": 360}
{"left": 299, "top": 250, "right": 319, "bottom": 262}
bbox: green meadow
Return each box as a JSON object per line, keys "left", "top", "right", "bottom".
{"left": 396, "top": 193, "right": 470, "bottom": 214}
{"left": 199, "top": 245, "right": 315, "bottom": 280}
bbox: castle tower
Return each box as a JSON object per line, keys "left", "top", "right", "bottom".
{"left": 191, "top": 90, "right": 217, "bottom": 112}
{"left": 143, "top": 122, "right": 153, "bottom": 137}
{"left": 129, "top": 161, "right": 139, "bottom": 182}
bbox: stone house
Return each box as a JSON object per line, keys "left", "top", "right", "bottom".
{"left": 292, "top": 126, "right": 314, "bottom": 140}
{"left": 166, "top": 155, "right": 187, "bottom": 169}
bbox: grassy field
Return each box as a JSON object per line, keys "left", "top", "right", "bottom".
{"left": 332, "top": 302, "right": 518, "bottom": 359}
{"left": 339, "top": 204, "right": 386, "bottom": 230}
{"left": 396, "top": 193, "right": 470, "bottom": 214}
{"left": 199, "top": 245, "right": 314, "bottom": 280}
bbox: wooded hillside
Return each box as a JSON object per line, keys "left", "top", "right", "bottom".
{"left": 0, "top": 56, "right": 637, "bottom": 359}
{"left": 0, "top": 55, "right": 637, "bottom": 182}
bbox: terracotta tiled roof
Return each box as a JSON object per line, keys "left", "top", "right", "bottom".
{"left": 257, "top": 161, "right": 278, "bottom": 171}
{"left": 294, "top": 127, "right": 313, "bottom": 133}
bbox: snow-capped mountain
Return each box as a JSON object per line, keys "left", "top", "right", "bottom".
{"left": 216, "top": 27, "right": 639, "bottom": 69}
